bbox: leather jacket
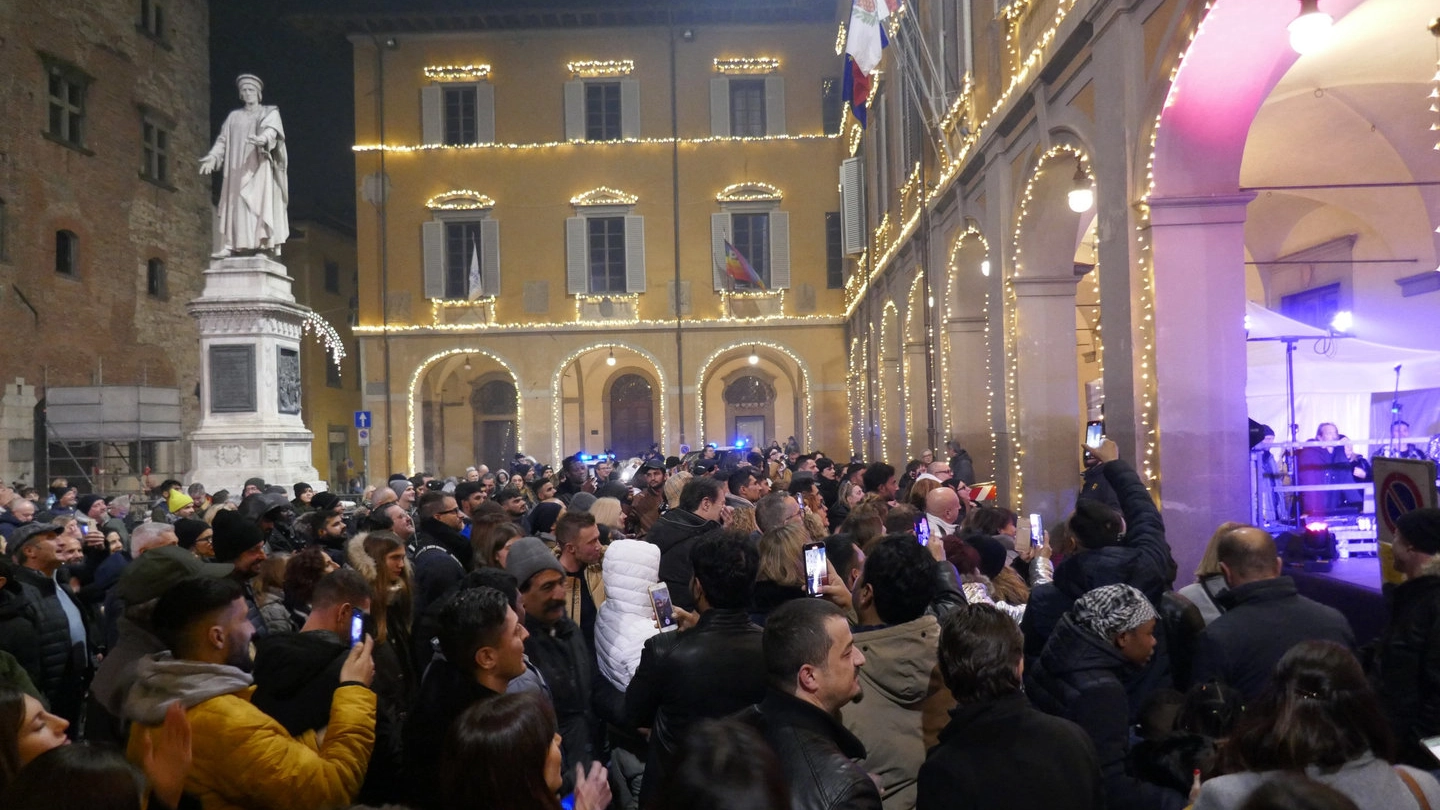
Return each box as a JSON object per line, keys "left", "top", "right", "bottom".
{"left": 739, "top": 688, "right": 883, "bottom": 810}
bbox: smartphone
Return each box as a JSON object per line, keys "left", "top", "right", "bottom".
{"left": 1029, "top": 513, "right": 1044, "bottom": 547}
{"left": 79, "top": 522, "right": 89, "bottom": 537}
{"left": 349, "top": 607, "right": 365, "bottom": 647}
{"left": 803, "top": 541, "right": 827, "bottom": 596}
{"left": 647, "top": 583, "right": 678, "bottom": 632}
{"left": 1085, "top": 421, "right": 1104, "bottom": 448}
{"left": 914, "top": 514, "right": 931, "bottom": 546}
{"left": 795, "top": 493, "right": 806, "bottom": 513}
{"left": 1423, "top": 735, "right": 1440, "bottom": 765}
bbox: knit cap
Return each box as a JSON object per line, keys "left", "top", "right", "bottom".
{"left": 1398, "top": 507, "right": 1440, "bottom": 555}
{"left": 505, "top": 536, "right": 565, "bottom": 590}
{"left": 166, "top": 490, "right": 195, "bottom": 513}
{"left": 1071, "top": 583, "right": 1157, "bottom": 640}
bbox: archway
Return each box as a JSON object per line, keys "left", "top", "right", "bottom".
{"left": 723, "top": 373, "right": 777, "bottom": 448}
{"left": 553, "top": 344, "right": 666, "bottom": 462}
{"left": 878, "top": 301, "right": 902, "bottom": 462}
{"left": 904, "top": 270, "right": 929, "bottom": 458}
{"left": 411, "top": 350, "right": 522, "bottom": 474}
{"left": 942, "top": 227, "right": 993, "bottom": 483}
{"left": 696, "top": 342, "right": 812, "bottom": 451}
{"left": 471, "top": 377, "right": 518, "bottom": 474}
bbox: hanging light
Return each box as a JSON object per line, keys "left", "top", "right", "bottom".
{"left": 1287, "top": 0, "right": 1332, "bottom": 55}
{"left": 1067, "top": 162, "right": 1094, "bottom": 213}
{"left": 980, "top": 259, "right": 991, "bottom": 277}
{"left": 463, "top": 355, "right": 472, "bottom": 370}
{"left": 606, "top": 348, "right": 616, "bottom": 366}
{"left": 748, "top": 346, "right": 760, "bottom": 365}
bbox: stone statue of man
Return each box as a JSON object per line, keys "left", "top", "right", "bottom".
{"left": 200, "top": 74, "right": 290, "bottom": 257}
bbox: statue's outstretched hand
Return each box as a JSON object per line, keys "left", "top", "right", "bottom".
{"left": 198, "top": 155, "right": 218, "bottom": 174}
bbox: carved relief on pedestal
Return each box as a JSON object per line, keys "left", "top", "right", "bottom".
{"left": 264, "top": 443, "right": 282, "bottom": 464}
{"left": 217, "top": 444, "right": 247, "bottom": 466}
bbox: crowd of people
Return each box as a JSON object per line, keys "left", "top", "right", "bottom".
{"left": 0, "top": 438, "right": 1438, "bottom": 810}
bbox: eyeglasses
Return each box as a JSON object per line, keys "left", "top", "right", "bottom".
{"left": 437, "top": 507, "right": 461, "bottom": 516}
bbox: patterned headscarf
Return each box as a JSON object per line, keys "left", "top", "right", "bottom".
{"left": 1071, "top": 583, "right": 1156, "bottom": 640}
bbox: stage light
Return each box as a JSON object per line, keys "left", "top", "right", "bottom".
{"left": 1288, "top": 0, "right": 1333, "bottom": 55}
{"left": 1067, "top": 162, "right": 1094, "bottom": 213}
{"left": 1329, "top": 310, "right": 1352, "bottom": 333}
{"left": 1305, "top": 520, "right": 1329, "bottom": 533}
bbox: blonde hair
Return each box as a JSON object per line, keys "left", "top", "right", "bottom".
{"left": 729, "top": 506, "right": 758, "bottom": 535}
{"left": 257, "top": 552, "right": 290, "bottom": 594}
{"left": 756, "top": 522, "right": 809, "bottom": 589}
{"left": 1197, "top": 521, "right": 1247, "bottom": 579}
{"left": 802, "top": 511, "right": 828, "bottom": 543}
{"left": 590, "top": 497, "right": 623, "bottom": 530}
{"left": 663, "top": 471, "right": 691, "bottom": 510}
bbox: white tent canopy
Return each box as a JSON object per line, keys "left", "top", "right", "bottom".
{"left": 1246, "top": 301, "right": 1440, "bottom": 447}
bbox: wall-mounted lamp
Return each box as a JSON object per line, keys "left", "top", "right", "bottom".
{"left": 1067, "top": 162, "right": 1094, "bottom": 213}
{"left": 463, "top": 355, "right": 471, "bottom": 371}
{"left": 980, "top": 259, "right": 991, "bottom": 277}
{"left": 606, "top": 348, "right": 617, "bottom": 366}
{"left": 748, "top": 346, "right": 760, "bottom": 365}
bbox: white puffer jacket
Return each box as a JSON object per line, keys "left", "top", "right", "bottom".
{"left": 594, "top": 539, "right": 662, "bottom": 691}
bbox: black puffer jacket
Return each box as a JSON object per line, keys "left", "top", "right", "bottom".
{"left": 0, "top": 584, "right": 42, "bottom": 689}
{"left": 10, "top": 566, "right": 90, "bottom": 717}
{"left": 738, "top": 688, "right": 882, "bottom": 810}
{"left": 0, "top": 512, "right": 27, "bottom": 541}
{"left": 1372, "top": 561, "right": 1440, "bottom": 768}
{"left": 251, "top": 629, "right": 348, "bottom": 735}
{"left": 1025, "top": 615, "right": 1185, "bottom": 810}
{"left": 626, "top": 608, "right": 766, "bottom": 806}
{"left": 411, "top": 519, "right": 470, "bottom": 627}
{"left": 522, "top": 612, "right": 597, "bottom": 783}
{"left": 644, "top": 509, "right": 719, "bottom": 610}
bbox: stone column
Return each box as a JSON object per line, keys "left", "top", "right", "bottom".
{"left": 187, "top": 256, "right": 320, "bottom": 493}
{"left": 904, "top": 339, "right": 928, "bottom": 456}
{"left": 1148, "top": 194, "right": 1255, "bottom": 578}
{"left": 1012, "top": 275, "right": 1082, "bottom": 523}
{"left": 945, "top": 315, "right": 991, "bottom": 481}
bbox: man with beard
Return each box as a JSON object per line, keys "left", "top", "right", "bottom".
{"left": 411, "top": 491, "right": 472, "bottom": 627}
{"left": 123, "top": 576, "right": 376, "bottom": 810}
{"left": 555, "top": 455, "right": 595, "bottom": 505}
{"left": 628, "top": 460, "right": 667, "bottom": 538}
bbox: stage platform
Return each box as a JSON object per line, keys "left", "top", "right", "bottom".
{"left": 1286, "top": 557, "right": 1388, "bottom": 645}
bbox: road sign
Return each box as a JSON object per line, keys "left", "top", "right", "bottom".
{"left": 1372, "top": 457, "right": 1436, "bottom": 585}
{"left": 354, "top": 411, "right": 372, "bottom": 429}
{"left": 357, "top": 428, "right": 371, "bottom": 447}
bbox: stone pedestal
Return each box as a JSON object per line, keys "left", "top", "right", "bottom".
{"left": 186, "top": 256, "right": 319, "bottom": 493}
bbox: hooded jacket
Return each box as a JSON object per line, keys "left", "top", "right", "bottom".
{"left": 844, "top": 614, "right": 955, "bottom": 810}
{"left": 644, "top": 508, "right": 719, "bottom": 610}
{"left": 1025, "top": 615, "right": 1185, "bottom": 810}
{"left": 0, "top": 511, "right": 26, "bottom": 540}
{"left": 739, "top": 688, "right": 883, "bottom": 810}
{"left": 123, "top": 653, "right": 375, "bottom": 810}
{"left": 1373, "top": 554, "right": 1440, "bottom": 768}
{"left": 250, "top": 630, "right": 348, "bottom": 736}
{"left": 412, "top": 517, "right": 470, "bottom": 625}
{"left": 593, "top": 539, "right": 661, "bottom": 691}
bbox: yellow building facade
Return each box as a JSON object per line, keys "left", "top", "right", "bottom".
{"left": 347, "top": 10, "right": 852, "bottom": 474}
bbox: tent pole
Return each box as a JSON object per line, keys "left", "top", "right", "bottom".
{"left": 1285, "top": 338, "right": 1299, "bottom": 526}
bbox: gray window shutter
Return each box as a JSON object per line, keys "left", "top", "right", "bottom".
{"left": 768, "top": 211, "right": 790, "bottom": 289}
{"left": 710, "top": 78, "right": 730, "bottom": 137}
{"left": 422, "top": 220, "right": 445, "bottom": 298}
{"left": 711, "top": 213, "right": 731, "bottom": 290}
{"left": 620, "top": 79, "right": 640, "bottom": 139}
{"left": 566, "top": 217, "right": 587, "bottom": 294}
{"left": 624, "top": 215, "right": 646, "bottom": 293}
{"left": 841, "top": 157, "right": 865, "bottom": 255}
{"left": 475, "top": 83, "right": 496, "bottom": 144}
{"left": 765, "top": 76, "right": 786, "bottom": 136}
{"left": 481, "top": 218, "right": 501, "bottom": 296}
{"left": 421, "top": 85, "right": 443, "bottom": 144}
{"left": 564, "top": 81, "right": 585, "bottom": 141}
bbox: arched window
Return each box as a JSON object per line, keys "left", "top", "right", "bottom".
{"left": 55, "top": 230, "right": 78, "bottom": 276}
{"left": 724, "top": 375, "right": 775, "bottom": 408}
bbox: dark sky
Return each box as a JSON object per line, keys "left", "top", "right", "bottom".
{"left": 208, "top": 0, "right": 356, "bottom": 226}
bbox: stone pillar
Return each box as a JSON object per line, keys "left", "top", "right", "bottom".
{"left": 1012, "top": 276, "right": 1082, "bottom": 523}
{"left": 1148, "top": 194, "right": 1256, "bottom": 578}
{"left": 186, "top": 256, "right": 320, "bottom": 493}
{"left": 904, "top": 339, "right": 928, "bottom": 456}
{"left": 945, "top": 315, "right": 991, "bottom": 481}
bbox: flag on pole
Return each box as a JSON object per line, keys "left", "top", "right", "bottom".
{"left": 466, "top": 234, "right": 483, "bottom": 300}
{"left": 723, "top": 239, "right": 766, "bottom": 291}
{"left": 841, "top": 0, "right": 900, "bottom": 127}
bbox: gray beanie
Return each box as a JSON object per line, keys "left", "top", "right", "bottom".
{"left": 505, "top": 536, "right": 565, "bottom": 589}
{"left": 1071, "top": 583, "right": 1157, "bottom": 640}
{"left": 568, "top": 492, "right": 598, "bottom": 513}
{"left": 389, "top": 480, "right": 412, "bottom": 499}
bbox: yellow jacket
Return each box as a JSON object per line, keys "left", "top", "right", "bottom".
{"left": 127, "top": 683, "right": 375, "bottom": 810}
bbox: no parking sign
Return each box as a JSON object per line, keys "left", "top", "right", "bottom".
{"left": 1373, "top": 457, "right": 1437, "bottom": 584}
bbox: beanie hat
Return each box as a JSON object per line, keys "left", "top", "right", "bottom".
{"left": 166, "top": 490, "right": 195, "bottom": 513}
{"left": 76, "top": 494, "right": 105, "bottom": 517}
{"left": 530, "top": 502, "right": 564, "bottom": 536}
{"left": 294, "top": 482, "right": 313, "bottom": 497}
{"left": 963, "top": 532, "right": 1008, "bottom": 580}
{"left": 389, "top": 480, "right": 412, "bottom": 499}
{"left": 310, "top": 492, "right": 341, "bottom": 512}
{"left": 116, "top": 545, "right": 232, "bottom": 604}
{"left": 505, "top": 536, "right": 565, "bottom": 590}
{"left": 454, "top": 481, "right": 485, "bottom": 503}
{"left": 568, "top": 492, "right": 597, "bottom": 513}
{"left": 596, "top": 482, "right": 629, "bottom": 501}
{"left": 211, "top": 509, "right": 265, "bottom": 563}
{"left": 1072, "top": 584, "right": 1157, "bottom": 641}
{"left": 1398, "top": 507, "right": 1440, "bottom": 555}
{"left": 173, "top": 518, "right": 212, "bottom": 550}
{"left": 243, "top": 477, "right": 266, "bottom": 491}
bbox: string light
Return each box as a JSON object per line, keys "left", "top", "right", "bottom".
{"left": 713, "top": 57, "right": 781, "bottom": 74}
{"left": 574, "top": 293, "right": 640, "bottom": 323}
{"left": 716, "top": 182, "right": 783, "bottom": 203}
{"left": 567, "top": 59, "right": 635, "bottom": 77}
{"left": 571, "top": 187, "right": 639, "bottom": 206}
{"left": 549, "top": 342, "right": 670, "bottom": 464}
{"left": 431, "top": 298, "right": 497, "bottom": 327}
{"left": 835, "top": 22, "right": 848, "bottom": 56}
{"left": 848, "top": 336, "right": 867, "bottom": 458}
{"left": 939, "top": 228, "right": 991, "bottom": 452}
{"left": 878, "top": 302, "right": 898, "bottom": 462}
{"left": 301, "top": 311, "right": 347, "bottom": 372}
{"left": 351, "top": 312, "right": 844, "bottom": 335}
{"left": 694, "top": 341, "right": 814, "bottom": 451}
{"left": 424, "top": 64, "right": 491, "bottom": 81}
{"left": 425, "top": 190, "right": 495, "bottom": 210}
{"left": 407, "top": 349, "right": 524, "bottom": 472}
{"left": 354, "top": 133, "right": 840, "bottom": 152}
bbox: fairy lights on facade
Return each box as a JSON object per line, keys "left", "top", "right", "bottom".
{"left": 835, "top": 22, "right": 848, "bottom": 56}
{"left": 878, "top": 301, "right": 899, "bottom": 463}
{"left": 713, "top": 57, "right": 781, "bottom": 74}
{"left": 939, "top": 228, "right": 991, "bottom": 455}
{"left": 355, "top": 133, "right": 840, "bottom": 153}
{"left": 566, "top": 59, "right": 635, "bottom": 77}
{"left": 425, "top": 190, "right": 496, "bottom": 210}
{"left": 302, "top": 311, "right": 347, "bottom": 372}
{"left": 716, "top": 182, "right": 783, "bottom": 203}
{"left": 424, "top": 64, "right": 491, "bottom": 82}
{"left": 694, "top": 342, "right": 814, "bottom": 451}
{"left": 570, "top": 187, "right": 639, "bottom": 206}
{"left": 550, "top": 343, "right": 669, "bottom": 464}
{"left": 407, "top": 349, "right": 523, "bottom": 472}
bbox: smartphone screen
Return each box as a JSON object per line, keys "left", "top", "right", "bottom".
{"left": 648, "top": 583, "right": 677, "bottom": 632}
{"left": 803, "top": 541, "right": 827, "bottom": 596}
{"left": 349, "top": 607, "right": 365, "bottom": 647}
{"left": 914, "top": 514, "right": 931, "bottom": 546}
{"left": 1029, "top": 513, "right": 1044, "bottom": 547}
{"left": 795, "top": 493, "right": 806, "bottom": 513}
{"left": 1085, "top": 422, "right": 1103, "bottom": 448}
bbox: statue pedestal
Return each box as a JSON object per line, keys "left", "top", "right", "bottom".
{"left": 186, "top": 256, "right": 320, "bottom": 494}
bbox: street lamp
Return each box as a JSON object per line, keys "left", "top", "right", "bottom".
{"left": 1067, "top": 162, "right": 1094, "bottom": 213}
{"left": 606, "top": 348, "right": 616, "bottom": 366}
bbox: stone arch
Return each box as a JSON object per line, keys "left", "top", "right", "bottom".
{"left": 695, "top": 341, "right": 813, "bottom": 451}
{"left": 878, "top": 301, "right": 903, "bottom": 463}
{"left": 408, "top": 348, "right": 523, "bottom": 473}
{"left": 550, "top": 342, "right": 669, "bottom": 462}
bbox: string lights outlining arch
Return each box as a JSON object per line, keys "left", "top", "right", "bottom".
{"left": 407, "top": 349, "right": 524, "bottom": 473}
{"left": 904, "top": 270, "right": 928, "bottom": 457}
{"left": 848, "top": 335, "right": 867, "bottom": 460}
{"left": 878, "top": 301, "right": 900, "bottom": 463}
{"left": 694, "top": 341, "right": 814, "bottom": 451}
{"left": 941, "top": 227, "right": 993, "bottom": 459}
{"left": 548, "top": 342, "right": 670, "bottom": 465}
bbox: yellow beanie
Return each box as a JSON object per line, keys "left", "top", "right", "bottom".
{"left": 167, "top": 490, "right": 195, "bottom": 513}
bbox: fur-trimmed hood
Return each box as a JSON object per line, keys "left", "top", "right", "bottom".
{"left": 346, "top": 532, "right": 415, "bottom": 583}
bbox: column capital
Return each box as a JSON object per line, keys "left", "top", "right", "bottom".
{"left": 1148, "top": 193, "right": 1258, "bottom": 228}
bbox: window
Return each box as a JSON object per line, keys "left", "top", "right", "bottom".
{"left": 420, "top": 83, "right": 494, "bottom": 145}
{"left": 822, "top": 77, "right": 842, "bottom": 136}
{"left": 730, "top": 213, "right": 770, "bottom": 289}
{"left": 585, "top": 82, "right": 622, "bottom": 141}
{"left": 587, "top": 217, "right": 627, "bottom": 293}
{"left": 324, "top": 259, "right": 340, "bottom": 294}
{"left": 141, "top": 114, "right": 172, "bottom": 186}
{"left": 1280, "top": 283, "right": 1342, "bottom": 332}
{"left": 138, "top": 0, "right": 164, "bottom": 40}
{"left": 422, "top": 212, "right": 500, "bottom": 300}
{"left": 729, "top": 80, "right": 766, "bottom": 137}
{"left": 55, "top": 230, "right": 78, "bottom": 276}
{"left": 43, "top": 57, "right": 90, "bottom": 150}
{"left": 146, "top": 258, "right": 166, "bottom": 298}
{"left": 443, "top": 86, "right": 477, "bottom": 145}
{"left": 825, "top": 212, "right": 843, "bottom": 289}
{"left": 444, "top": 221, "right": 483, "bottom": 299}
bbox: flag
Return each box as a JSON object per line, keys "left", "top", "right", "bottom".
{"left": 723, "top": 239, "right": 766, "bottom": 291}
{"left": 466, "top": 235, "right": 483, "bottom": 300}
{"left": 840, "top": 0, "right": 899, "bottom": 127}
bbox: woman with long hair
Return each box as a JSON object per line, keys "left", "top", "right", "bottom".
{"left": 1194, "top": 641, "right": 1440, "bottom": 809}
{"left": 439, "top": 691, "right": 610, "bottom": 810}
{"left": 471, "top": 515, "right": 524, "bottom": 570}
{"left": 253, "top": 552, "right": 295, "bottom": 635}
{"left": 589, "top": 497, "right": 626, "bottom": 539}
{"left": 749, "top": 522, "right": 830, "bottom": 625}
{"left": 347, "top": 530, "right": 415, "bottom": 801}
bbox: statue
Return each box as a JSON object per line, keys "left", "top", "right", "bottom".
{"left": 200, "top": 74, "right": 289, "bottom": 258}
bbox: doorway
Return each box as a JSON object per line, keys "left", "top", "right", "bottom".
{"left": 608, "top": 373, "right": 655, "bottom": 458}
